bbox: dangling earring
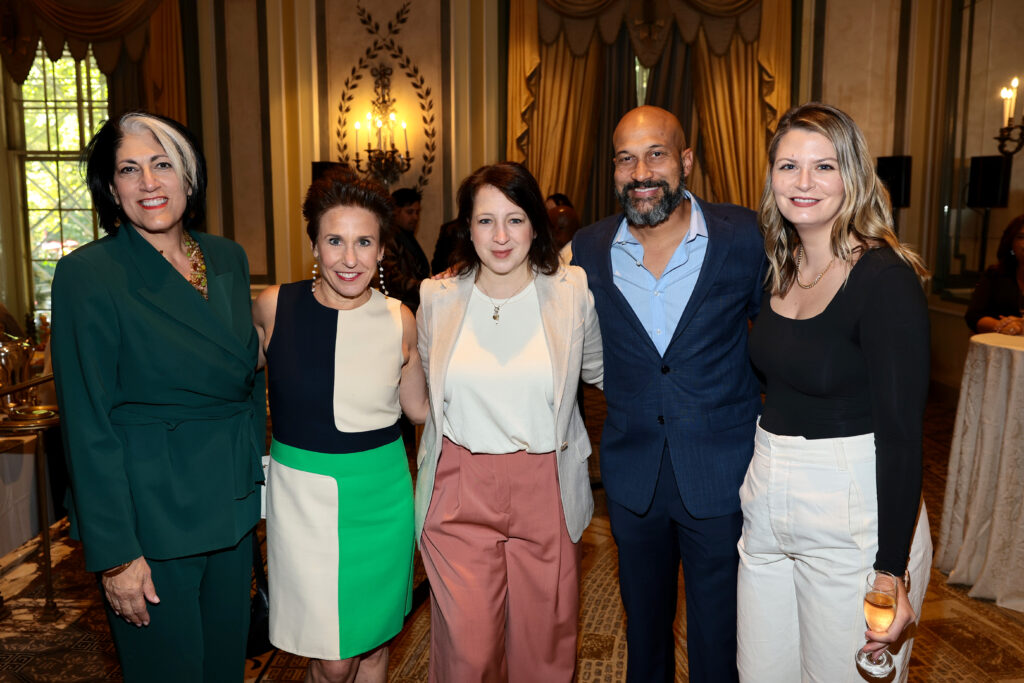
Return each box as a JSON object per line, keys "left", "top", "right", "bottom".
{"left": 378, "top": 260, "right": 389, "bottom": 297}
{"left": 311, "top": 262, "right": 319, "bottom": 293}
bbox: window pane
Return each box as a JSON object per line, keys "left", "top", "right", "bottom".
{"left": 25, "top": 160, "right": 58, "bottom": 208}
{"left": 29, "top": 209, "right": 62, "bottom": 260}
{"left": 62, "top": 211, "right": 94, "bottom": 252}
{"left": 60, "top": 161, "right": 89, "bottom": 210}
{"left": 31, "top": 260, "right": 57, "bottom": 313}
{"left": 56, "top": 107, "right": 82, "bottom": 151}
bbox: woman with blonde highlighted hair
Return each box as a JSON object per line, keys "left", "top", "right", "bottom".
{"left": 737, "top": 103, "right": 932, "bottom": 682}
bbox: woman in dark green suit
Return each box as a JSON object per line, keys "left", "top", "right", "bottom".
{"left": 51, "top": 112, "right": 264, "bottom": 682}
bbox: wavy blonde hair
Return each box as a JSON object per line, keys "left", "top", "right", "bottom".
{"left": 759, "top": 103, "right": 928, "bottom": 295}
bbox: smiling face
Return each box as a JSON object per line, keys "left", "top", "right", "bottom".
{"left": 771, "top": 129, "right": 846, "bottom": 236}
{"left": 313, "top": 205, "right": 385, "bottom": 308}
{"left": 612, "top": 107, "right": 693, "bottom": 227}
{"left": 470, "top": 185, "right": 535, "bottom": 284}
{"left": 112, "top": 131, "right": 189, "bottom": 236}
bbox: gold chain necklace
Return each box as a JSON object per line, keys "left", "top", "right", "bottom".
{"left": 795, "top": 245, "right": 835, "bottom": 290}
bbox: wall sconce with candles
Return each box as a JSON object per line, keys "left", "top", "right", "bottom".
{"left": 353, "top": 63, "right": 412, "bottom": 187}
{"left": 997, "top": 76, "right": 1023, "bottom": 156}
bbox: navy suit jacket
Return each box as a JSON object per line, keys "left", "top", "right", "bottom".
{"left": 571, "top": 199, "right": 766, "bottom": 518}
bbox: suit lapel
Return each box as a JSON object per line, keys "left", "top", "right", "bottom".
{"left": 668, "top": 198, "right": 735, "bottom": 347}
{"left": 118, "top": 226, "right": 252, "bottom": 366}
{"left": 596, "top": 217, "right": 660, "bottom": 355}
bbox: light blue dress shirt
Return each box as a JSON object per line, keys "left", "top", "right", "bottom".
{"left": 611, "top": 191, "right": 708, "bottom": 356}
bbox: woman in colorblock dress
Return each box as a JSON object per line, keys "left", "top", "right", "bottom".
{"left": 253, "top": 169, "right": 428, "bottom": 683}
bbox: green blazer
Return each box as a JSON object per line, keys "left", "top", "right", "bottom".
{"left": 51, "top": 224, "right": 264, "bottom": 573}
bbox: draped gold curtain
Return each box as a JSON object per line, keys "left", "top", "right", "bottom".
{"left": 139, "top": 0, "right": 185, "bottom": 122}
{"left": 508, "top": 0, "right": 791, "bottom": 211}
{"left": 693, "top": 29, "right": 763, "bottom": 207}
{"left": 0, "top": 0, "right": 186, "bottom": 122}
{"left": 530, "top": 34, "right": 603, "bottom": 204}
{"left": 691, "top": 0, "right": 790, "bottom": 207}
{"left": 506, "top": 0, "right": 540, "bottom": 164}
{"left": 507, "top": 2, "right": 604, "bottom": 206}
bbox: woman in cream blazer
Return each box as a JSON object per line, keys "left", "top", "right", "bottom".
{"left": 415, "top": 162, "right": 602, "bottom": 682}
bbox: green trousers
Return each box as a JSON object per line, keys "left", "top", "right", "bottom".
{"left": 106, "top": 530, "right": 254, "bottom": 682}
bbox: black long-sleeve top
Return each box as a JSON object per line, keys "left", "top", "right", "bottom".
{"left": 964, "top": 266, "right": 1023, "bottom": 332}
{"left": 748, "top": 247, "right": 929, "bottom": 574}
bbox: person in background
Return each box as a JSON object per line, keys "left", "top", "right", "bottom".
{"left": 571, "top": 105, "right": 765, "bottom": 683}
{"left": 253, "top": 170, "right": 428, "bottom": 683}
{"left": 382, "top": 187, "right": 430, "bottom": 311}
{"left": 545, "top": 192, "right": 574, "bottom": 210}
{"left": 549, "top": 204, "right": 582, "bottom": 253}
{"left": 738, "top": 102, "right": 931, "bottom": 682}
{"left": 52, "top": 112, "right": 264, "bottom": 682}
{"left": 965, "top": 214, "right": 1024, "bottom": 335}
{"left": 416, "top": 162, "right": 602, "bottom": 682}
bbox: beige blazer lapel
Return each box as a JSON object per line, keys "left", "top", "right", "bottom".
{"left": 423, "top": 274, "right": 475, "bottom": 454}
{"left": 535, "top": 268, "right": 573, "bottom": 426}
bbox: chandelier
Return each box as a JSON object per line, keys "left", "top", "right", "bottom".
{"left": 353, "top": 63, "right": 412, "bottom": 187}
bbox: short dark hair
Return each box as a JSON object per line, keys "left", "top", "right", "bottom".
{"left": 82, "top": 112, "right": 207, "bottom": 235}
{"left": 303, "top": 168, "right": 394, "bottom": 244}
{"left": 391, "top": 187, "right": 422, "bottom": 208}
{"left": 451, "top": 162, "right": 560, "bottom": 278}
{"left": 995, "top": 214, "right": 1024, "bottom": 275}
{"left": 546, "top": 192, "right": 574, "bottom": 209}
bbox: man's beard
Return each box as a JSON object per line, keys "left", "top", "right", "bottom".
{"left": 615, "top": 171, "right": 687, "bottom": 227}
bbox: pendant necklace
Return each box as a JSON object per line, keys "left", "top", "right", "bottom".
{"left": 481, "top": 276, "right": 532, "bottom": 323}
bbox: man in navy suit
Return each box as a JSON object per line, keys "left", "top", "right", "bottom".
{"left": 571, "top": 106, "right": 765, "bottom": 682}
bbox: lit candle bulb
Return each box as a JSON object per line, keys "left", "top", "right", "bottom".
{"left": 1012, "top": 77, "right": 1020, "bottom": 123}
{"left": 1002, "top": 88, "right": 1012, "bottom": 127}
{"left": 402, "top": 121, "right": 408, "bottom": 155}
{"left": 376, "top": 119, "right": 383, "bottom": 150}
{"left": 354, "top": 120, "right": 360, "bottom": 152}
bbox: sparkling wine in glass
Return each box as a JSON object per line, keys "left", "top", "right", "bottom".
{"left": 855, "top": 570, "right": 898, "bottom": 677}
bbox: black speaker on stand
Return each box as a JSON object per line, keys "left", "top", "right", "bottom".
{"left": 876, "top": 156, "right": 911, "bottom": 234}
{"left": 966, "top": 155, "right": 1013, "bottom": 272}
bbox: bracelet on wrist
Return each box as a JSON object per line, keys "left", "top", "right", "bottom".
{"left": 102, "top": 560, "right": 134, "bottom": 577}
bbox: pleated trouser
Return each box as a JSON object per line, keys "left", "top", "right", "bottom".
{"left": 420, "top": 437, "right": 580, "bottom": 683}
{"left": 737, "top": 424, "right": 932, "bottom": 683}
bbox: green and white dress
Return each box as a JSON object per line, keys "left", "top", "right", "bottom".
{"left": 265, "top": 282, "right": 412, "bottom": 659}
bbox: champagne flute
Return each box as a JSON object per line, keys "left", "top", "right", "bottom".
{"left": 856, "top": 570, "right": 898, "bottom": 677}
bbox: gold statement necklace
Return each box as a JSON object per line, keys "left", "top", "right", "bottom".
{"left": 795, "top": 244, "right": 835, "bottom": 290}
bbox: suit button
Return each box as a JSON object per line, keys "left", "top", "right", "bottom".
{"left": 661, "top": 365, "right": 670, "bottom": 374}
{"left": 657, "top": 415, "right": 665, "bottom": 424}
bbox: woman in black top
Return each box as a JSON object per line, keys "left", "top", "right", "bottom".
{"left": 965, "top": 215, "right": 1024, "bottom": 335}
{"left": 736, "top": 103, "right": 932, "bottom": 683}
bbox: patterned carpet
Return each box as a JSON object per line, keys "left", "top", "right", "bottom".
{"left": 2, "top": 390, "right": 1023, "bottom": 682}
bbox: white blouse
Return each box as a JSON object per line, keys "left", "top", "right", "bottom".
{"left": 442, "top": 282, "right": 556, "bottom": 454}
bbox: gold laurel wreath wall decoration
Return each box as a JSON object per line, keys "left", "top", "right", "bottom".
{"left": 336, "top": 2, "right": 436, "bottom": 191}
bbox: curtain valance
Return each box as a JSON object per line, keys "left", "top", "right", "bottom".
{"left": 0, "top": 0, "right": 162, "bottom": 83}
{"left": 539, "top": 0, "right": 761, "bottom": 65}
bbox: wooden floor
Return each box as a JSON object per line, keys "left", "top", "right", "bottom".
{"left": 1, "top": 388, "right": 1023, "bottom": 681}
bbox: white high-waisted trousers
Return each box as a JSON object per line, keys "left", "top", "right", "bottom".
{"left": 737, "top": 423, "right": 931, "bottom": 683}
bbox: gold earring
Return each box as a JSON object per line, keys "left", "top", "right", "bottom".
{"left": 311, "top": 262, "right": 319, "bottom": 293}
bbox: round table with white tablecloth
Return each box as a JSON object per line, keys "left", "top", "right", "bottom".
{"left": 936, "top": 333, "right": 1024, "bottom": 612}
